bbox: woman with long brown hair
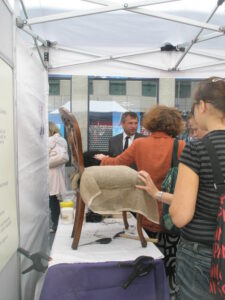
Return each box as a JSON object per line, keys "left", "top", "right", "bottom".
{"left": 137, "top": 78, "right": 225, "bottom": 299}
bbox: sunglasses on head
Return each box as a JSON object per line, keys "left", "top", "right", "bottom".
{"left": 211, "top": 78, "right": 225, "bottom": 83}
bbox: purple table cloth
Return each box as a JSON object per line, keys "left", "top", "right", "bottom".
{"left": 40, "top": 259, "right": 169, "bottom": 300}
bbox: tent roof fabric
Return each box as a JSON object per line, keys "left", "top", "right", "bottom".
{"left": 16, "top": 0, "right": 225, "bottom": 77}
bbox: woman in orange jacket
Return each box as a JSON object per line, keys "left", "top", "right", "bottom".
{"left": 95, "top": 105, "right": 185, "bottom": 298}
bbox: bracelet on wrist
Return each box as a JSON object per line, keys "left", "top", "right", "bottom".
{"left": 157, "top": 191, "right": 163, "bottom": 202}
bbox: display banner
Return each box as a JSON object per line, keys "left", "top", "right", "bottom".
{"left": 0, "top": 58, "right": 18, "bottom": 272}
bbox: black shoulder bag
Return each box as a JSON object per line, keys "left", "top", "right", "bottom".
{"left": 161, "top": 138, "right": 180, "bottom": 236}
{"left": 202, "top": 137, "right": 225, "bottom": 298}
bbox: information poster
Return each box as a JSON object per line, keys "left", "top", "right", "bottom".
{"left": 0, "top": 58, "right": 18, "bottom": 272}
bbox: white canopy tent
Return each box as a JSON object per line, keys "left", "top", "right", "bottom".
{"left": 1, "top": 2, "right": 48, "bottom": 300}
{"left": 1, "top": 1, "right": 225, "bottom": 300}
{"left": 16, "top": 0, "right": 225, "bottom": 78}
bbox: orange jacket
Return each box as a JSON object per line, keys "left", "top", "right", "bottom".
{"left": 101, "top": 132, "right": 185, "bottom": 232}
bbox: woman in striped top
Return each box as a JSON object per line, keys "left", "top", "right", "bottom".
{"left": 137, "top": 77, "right": 225, "bottom": 300}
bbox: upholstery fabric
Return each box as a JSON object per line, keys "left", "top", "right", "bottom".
{"left": 80, "top": 165, "right": 159, "bottom": 224}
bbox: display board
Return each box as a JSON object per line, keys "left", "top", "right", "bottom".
{"left": 0, "top": 57, "right": 18, "bottom": 272}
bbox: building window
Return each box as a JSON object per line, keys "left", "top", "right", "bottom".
{"left": 89, "top": 79, "right": 93, "bottom": 95}
{"left": 109, "top": 80, "right": 126, "bottom": 95}
{"left": 175, "top": 80, "right": 191, "bottom": 98}
{"left": 49, "top": 79, "right": 60, "bottom": 95}
{"left": 142, "top": 80, "right": 157, "bottom": 97}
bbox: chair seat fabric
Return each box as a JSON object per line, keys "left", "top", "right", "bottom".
{"left": 80, "top": 165, "right": 159, "bottom": 224}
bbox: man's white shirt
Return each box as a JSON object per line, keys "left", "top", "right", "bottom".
{"left": 123, "top": 133, "right": 135, "bottom": 149}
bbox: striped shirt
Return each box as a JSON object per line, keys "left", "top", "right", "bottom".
{"left": 179, "top": 130, "right": 225, "bottom": 246}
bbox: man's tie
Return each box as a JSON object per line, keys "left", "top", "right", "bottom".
{"left": 123, "top": 136, "right": 130, "bottom": 151}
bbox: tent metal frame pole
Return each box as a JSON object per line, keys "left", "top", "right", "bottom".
{"left": 51, "top": 56, "right": 116, "bottom": 68}
{"left": 49, "top": 47, "right": 162, "bottom": 70}
{"left": 18, "top": 26, "right": 48, "bottom": 47}
{"left": 189, "top": 49, "right": 225, "bottom": 61}
{"left": 17, "top": 0, "right": 225, "bottom": 74}
{"left": 117, "top": 58, "right": 168, "bottom": 71}
{"left": 129, "top": 8, "right": 223, "bottom": 32}
{"left": 2, "top": 0, "right": 13, "bottom": 13}
{"left": 25, "top": 0, "right": 156, "bottom": 25}
{"left": 49, "top": 54, "right": 167, "bottom": 71}
{"left": 84, "top": 0, "right": 224, "bottom": 32}
{"left": 82, "top": 0, "right": 181, "bottom": 8}
{"left": 180, "top": 59, "right": 225, "bottom": 71}
{"left": 18, "top": 0, "right": 47, "bottom": 69}
{"left": 49, "top": 43, "right": 225, "bottom": 71}
{"left": 24, "top": 0, "right": 224, "bottom": 33}
{"left": 54, "top": 45, "right": 160, "bottom": 58}
{"left": 172, "top": 2, "right": 221, "bottom": 71}
{"left": 49, "top": 44, "right": 225, "bottom": 72}
{"left": 178, "top": 32, "right": 225, "bottom": 47}
{"left": 83, "top": 0, "right": 225, "bottom": 72}
{"left": 52, "top": 45, "right": 100, "bottom": 57}
{"left": 50, "top": 59, "right": 167, "bottom": 71}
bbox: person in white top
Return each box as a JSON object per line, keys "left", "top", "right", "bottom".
{"left": 49, "top": 122, "right": 69, "bottom": 233}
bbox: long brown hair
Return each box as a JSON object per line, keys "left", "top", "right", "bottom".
{"left": 193, "top": 77, "right": 225, "bottom": 115}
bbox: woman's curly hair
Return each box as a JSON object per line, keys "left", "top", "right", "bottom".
{"left": 143, "top": 105, "right": 183, "bottom": 137}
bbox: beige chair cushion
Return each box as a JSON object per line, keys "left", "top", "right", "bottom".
{"left": 80, "top": 165, "right": 159, "bottom": 224}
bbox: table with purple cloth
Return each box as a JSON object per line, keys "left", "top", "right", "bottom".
{"left": 40, "top": 259, "right": 169, "bottom": 300}
{"left": 40, "top": 219, "right": 169, "bottom": 300}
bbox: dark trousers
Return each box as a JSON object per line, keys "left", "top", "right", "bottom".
{"left": 49, "top": 195, "right": 60, "bottom": 229}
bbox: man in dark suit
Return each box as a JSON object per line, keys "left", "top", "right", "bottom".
{"left": 94, "top": 111, "right": 144, "bottom": 166}
{"left": 109, "top": 111, "right": 144, "bottom": 158}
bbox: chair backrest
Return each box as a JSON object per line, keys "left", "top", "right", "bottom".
{"left": 60, "top": 108, "right": 147, "bottom": 249}
{"left": 59, "top": 107, "right": 85, "bottom": 176}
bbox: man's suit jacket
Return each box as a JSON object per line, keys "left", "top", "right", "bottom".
{"left": 109, "top": 132, "right": 144, "bottom": 157}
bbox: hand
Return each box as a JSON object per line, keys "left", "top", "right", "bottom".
{"left": 94, "top": 154, "right": 108, "bottom": 160}
{"left": 136, "top": 170, "right": 159, "bottom": 200}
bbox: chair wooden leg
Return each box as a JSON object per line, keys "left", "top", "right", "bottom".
{"left": 71, "top": 217, "right": 76, "bottom": 238}
{"left": 71, "top": 194, "right": 85, "bottom": 250}
{"left": 137, "top": 214, "right": 147, "bottom": 248}
{"left": 122, "top": 211, "right": 129, "bottom": 230}
{"left": 71, "top": 192, "right": 81, "bottom": 238}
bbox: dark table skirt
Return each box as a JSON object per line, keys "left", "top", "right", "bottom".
{"left": 40, "top": 259, "right": 169, "bottom": 300}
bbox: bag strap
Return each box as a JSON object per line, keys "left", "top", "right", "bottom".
{"left": 202, "top": 136, "right": 225, "bottom": 195}
{"left": 171, "top": 138, "right": 178, "bottom": 168}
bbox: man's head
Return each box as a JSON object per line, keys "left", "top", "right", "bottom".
{"left": 121, "top": 111, "right": 139, "bottom": 136}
